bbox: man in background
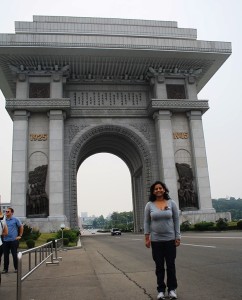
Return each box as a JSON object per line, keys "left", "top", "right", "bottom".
{"left": 2, "top": 208, "right": 23, "bottom": 273}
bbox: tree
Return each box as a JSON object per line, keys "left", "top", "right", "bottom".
{"left": 92, "top": 215, "right": 105, "bottom": 228}
{"left": 212, "top": 198, "right": 242, "bottom": 220}
{"left": 92, "top": 211, "right": 134, "bottom": 231}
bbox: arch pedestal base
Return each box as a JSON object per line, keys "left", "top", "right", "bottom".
{"left": 21, "top": 216, "right": 69, "bottom": 233}
{"left": 180, "top": 210, "right": 231, "bottom": 224}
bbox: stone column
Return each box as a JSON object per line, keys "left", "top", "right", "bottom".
{"left": 11, "top": 110, "right": 29, "bottom": 218}
{"left": 187, "top": 111, "right": 214, "bottom": 212}
{"left": 153, "top": 110, "right": 178, "bottom": 202}
{"left": 153, "top": 76, "right": 166, "bottom": 98}
{"left": 186, "top": 76, "right": 198, "bottom": 100}
{"left": 132, "top": 174, "right": 144, "bottom": 233}
{"left": 48, "top": 110, "right": 66, "bottom": 222}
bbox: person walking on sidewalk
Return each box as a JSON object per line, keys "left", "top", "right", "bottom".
{"left": 0, "top": 210, "right": 8, "bottom": 266}
{"left": 2, "top": 208, "right": 23, "bottom": 273}
{"left": 144, "top": 181, "right": 181, "bottom": 300}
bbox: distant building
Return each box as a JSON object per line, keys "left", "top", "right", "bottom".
{"left": 79, "top": 212, "right": 96, "bottom": 229}
{"left": 0, "top": 202, "right": 11, "bottom": 215}
{"left": 81, "top": 212, "right": 88, "bottom": 218}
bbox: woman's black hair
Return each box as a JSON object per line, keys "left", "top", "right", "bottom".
{"left": 149, "top": 181, "right": 170, "bottom": 202}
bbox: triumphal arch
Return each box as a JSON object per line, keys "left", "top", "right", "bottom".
{"left": 0, "top": 16, "right": 231, "bottom": 231}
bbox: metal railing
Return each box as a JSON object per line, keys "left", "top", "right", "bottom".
{"left": 17, "top": 239, "right": 63, "bottom": 300}
{"left": 46, "top": 238, "right": 63, "bottom": 263}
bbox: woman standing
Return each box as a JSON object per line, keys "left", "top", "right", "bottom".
{"left": 144, "top": 181, "right": 181, "bottom": 300}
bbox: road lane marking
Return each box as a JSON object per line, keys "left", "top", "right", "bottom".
{"left": 120, "top": 237, "right": 143, "bottom": 241}
{"left": 182, "top": 243, "right": 216, "bottom": 248}
{"left": 182, "top": 235, "right": 242, "bottom": 239}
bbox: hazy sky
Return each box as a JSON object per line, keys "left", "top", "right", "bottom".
{"left": 0, "top": 0, "right": 241, "bottom": 217}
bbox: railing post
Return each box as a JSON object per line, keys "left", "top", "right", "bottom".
{"left": 17, "top": 241, "right": 59, "bottom": 298}
{"left": 55, "top": 239, "right": 58, "bottom": 260}
{"left": 29, "top": 252, "right": 31, "bottom": 272}
{"left": 55, "top": 239, "right": 62, "bottom": 261}
{"left": 46, "top": 240, "right": 60, "bottom": 265}
{"left": 17, "top": 252, "right": 23, "bottom": 300}
{"left": 50, "top": 241, "right": 54, "bottom": 263}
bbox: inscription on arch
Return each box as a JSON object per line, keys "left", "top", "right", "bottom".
{"left": 70, "top": 91, "right": 147, "bottom": 107}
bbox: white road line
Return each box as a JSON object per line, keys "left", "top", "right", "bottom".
{"left": 182, "top": 235, "right": 242, "bottom": 239}
{"left": 120, "top": 237, "right": 143, "bottom": 241}
{"left": 182, "top": 243, "right": 216, "bottom": 248}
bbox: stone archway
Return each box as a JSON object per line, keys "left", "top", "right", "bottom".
{"left": 0, "top": 15, "right": 230, "bottom": 231}
{"left": 67, "top": 125, "right": 152, "bottom": 231}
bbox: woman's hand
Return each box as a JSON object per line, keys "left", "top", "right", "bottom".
{"left": 145, "top": 234, "right": 151, "bottom": 248}
{"left": 175, "top": 239, "right": 181, "bottom": 247}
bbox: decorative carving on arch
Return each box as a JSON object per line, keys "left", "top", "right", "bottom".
{"left": 68, "top": 125, "right": 153, "bottom": 228}
{"left": 68, "top": 124, "right": 89, "bottom": 143}
{"left": 131, "top": 122, "right": 152, "bottom": 141}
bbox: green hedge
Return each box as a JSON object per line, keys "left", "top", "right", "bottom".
{"left": 46, "top": 238, "right": 57, "bottom": 247}
{"left": 22, "top": 224, "right": 41, "bottom": 241}
{"left": 180, "top": 220, "right": 242, "bottom": 231}
{"left": 237, "top": 220, "right": 242, "bottom": 229}
{"left": 63, "top": 238, "right": 69, "bottom": 246}
{"left": 56, "top": 229, "right": 78, "bottom": 243}
{"left": 26, "top": 239, "right": 35, "bottom": 249}
{"left": 194, "top": 221, "right": 215, "bottom": 231}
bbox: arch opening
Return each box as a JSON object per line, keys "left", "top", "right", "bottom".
{"left": 68, "top": 125, "right": 153, "bottom": 231}
{"left": 77, "top": 153, "right": 132, "bottom": 220}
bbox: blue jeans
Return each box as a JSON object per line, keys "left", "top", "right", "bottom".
{"left": 3, "top": 240, "right": 19, "bottom": 271}
{"left": 151, "top": 240, "right": 177, "bottom": 293}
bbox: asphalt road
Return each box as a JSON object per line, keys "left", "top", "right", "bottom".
{"left": 81, "top": 231, "right": 242, "bottom": 299}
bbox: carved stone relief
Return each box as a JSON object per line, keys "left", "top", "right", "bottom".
{"left": 131, "top": 123, "right": 152, "bottom": 141}
{"left": 26, "top": 164, "right": 49, "bottom": 218}
{"left": 176, "top": 163, "right": 198, "bottom": 210}
{"left": 68, "top": 124, "right": 89, "bottom": 143}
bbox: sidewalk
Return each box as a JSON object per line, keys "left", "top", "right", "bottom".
{"left": 0, "top": 242, "right": 107, "bottom": 300}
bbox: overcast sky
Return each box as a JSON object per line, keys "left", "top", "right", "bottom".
{"left": 0, "top": 0, "right": 241, "bottom": 217}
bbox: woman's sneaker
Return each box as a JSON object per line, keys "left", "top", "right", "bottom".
{"left": 168, "top": 290, "right": 177, "bottom": 299}
{"left": 157, "top": 291, "right": 165, "bottom": 299}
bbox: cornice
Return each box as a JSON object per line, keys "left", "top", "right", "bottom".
{"left": 5, "top": 98, "right": 209, "bottom": 118}
{"left": 6, "top": 98, "right": 71, "bottom": 118}
{"left": 147, "top": 99, "right": 209, "bottom": 116}
{"left": 0, "top": 39, "right": 231, "bottom": 55}
{"left": 0, "top": 15, "right": 232, "bottom": 98}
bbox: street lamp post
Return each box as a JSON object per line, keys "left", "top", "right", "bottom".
{"left": 60, "top": 223, "right": 65, "bottom": 248}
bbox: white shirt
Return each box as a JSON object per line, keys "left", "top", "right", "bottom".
{"left": 0, "top": 218, "right": 6, "bottom": 246}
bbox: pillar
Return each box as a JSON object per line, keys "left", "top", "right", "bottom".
{"left": 11, "top": 110, "right": 29, "bottom": 218}
{"left": 48, "top": 110, "right": 66, "bottom": 221}
{"left": 153, "top": 110, "right": 178, "bottom": 202}
{"left": 187, "top": 111, "right": 214, "bottom": 212}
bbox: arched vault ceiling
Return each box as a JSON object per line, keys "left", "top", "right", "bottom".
{"left": 76, "top": 133, "right": 143, "bottom": 175}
